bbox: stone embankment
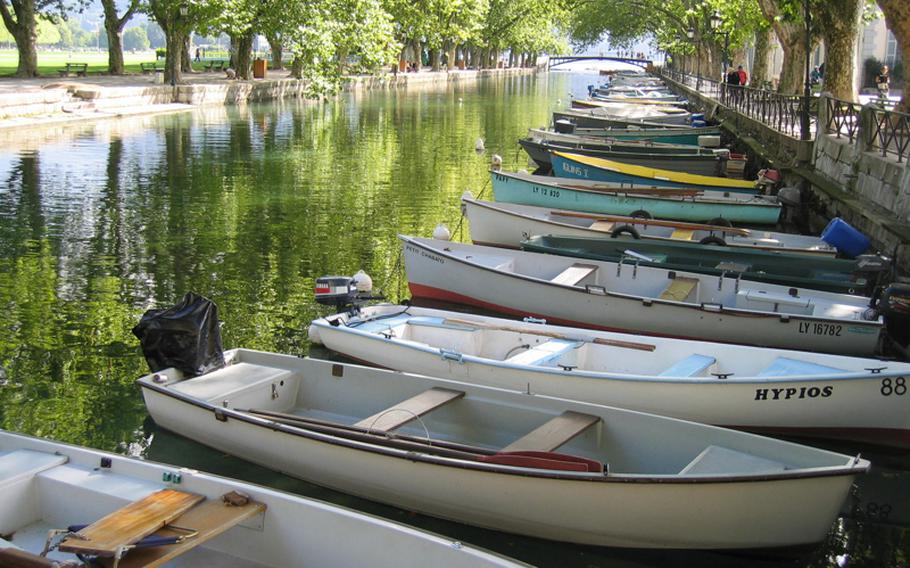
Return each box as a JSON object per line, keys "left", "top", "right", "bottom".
{"left": 0, "top": 67, "right": 539, "bottom": 130}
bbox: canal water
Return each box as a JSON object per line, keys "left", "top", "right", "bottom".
{"left": 0, "top": 71, "right": 908, "bottom": 567}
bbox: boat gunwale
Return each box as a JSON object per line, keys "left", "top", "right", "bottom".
{"left": 494, "top": 171, "right": 780, "bottom": 209}
{"left": 137, "top": 364, "right": 868, "bottom": 484}
{"left": 399, "top": 235, "right": 883, "bottom": 330}
{"left": 311, "top": 314, "right": 903, "bottom": 384}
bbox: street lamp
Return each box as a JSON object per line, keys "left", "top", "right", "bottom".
{"left": 709, "top": 10, "right": 730, "bottom": 80}
{"left": 179, "top": 3, "right": 188, "bottom": 16}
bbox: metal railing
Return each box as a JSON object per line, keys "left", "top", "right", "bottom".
{"left": 661, "top": 69, "right": 816, "bottom": 140}
{"left": 867, "top": 105, "right": 910, "bottom": 163}
{"left": 824, "top": 97, "right": 862, "bottom": 143}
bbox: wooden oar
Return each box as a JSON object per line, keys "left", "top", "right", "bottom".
{"left": 555, "top": 183, "right": 703, "bottom": 198}
{"left": 442, "top": 317, "right": 656, "bottom": 352}
{"left": 548, "top": 209, "right": 751, "bottom": 235}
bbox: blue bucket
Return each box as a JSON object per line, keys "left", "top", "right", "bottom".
{"left": 820, "top": 217, "right": 870, "bottom": 258}
{"left": 691, "top": 113, "right": 705, "bottom": 121}
{"left": 691, "top": 120, "right": 707, "bottom": 127}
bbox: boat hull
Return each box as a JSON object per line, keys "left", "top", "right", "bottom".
{"left": 551, "top": 152, "right": 756, "bottom": 194}
{"left": 519, "top": 138, "right": 726, "bottom": 176}
{"left": 311, "top": 308, "right": 910, "bottom": 448}
{"left": 490, "top": 171, "right": 781, "bottom": 225}
{"left": 139, "top": 356, "right": 861, "bottom": 549}
{"left": 401, "top": 237, "right": 882, "bottom": 355}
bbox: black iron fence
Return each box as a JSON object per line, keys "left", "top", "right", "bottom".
{"left": 661, "top": 69, "right": 815, "bottom": 140}
{"left": 825, "top": 97, "right": 910, "bottom": 163}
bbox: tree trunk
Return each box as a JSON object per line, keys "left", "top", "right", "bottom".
{"left": 446, "top": 43, "right": 456, "bottom": 71}
{"left": 876, "top": 0, "right": 910, "bottom": 112}
{"left": 0, "top": 0, "right": 39, "bottom": 78}
{"left": 105, "top": 22, "right": 124, "bottom": 74}
{"left": 751, "top": 28, "right": 772, "bottom": 85}
{"left": 429, "top": 48, "right": 439, "bottom": 71}
{"left": 291, "top": 55, "right": 303, "bottom": 79}
{"left": 181, "top": 35, "right": 192, "bottom": 72}
{"left": 163, "top": 27, "right": 184, "bottom": 84}
{"left": 232, "top": 33, "right": 253, "bottom": 79}
{"left": 267, "top": 34, "right": 283, "bottom": 70}
{"left": 336, "top": 46, "right": 348, "bottom": 75}
{"left": 412, "top": 40, "right": 422, "bottom": 70}
{"left": 815, "top": 0, "right": 862, "bottom": 101}
{"left": 756, "top": 0, "right": 809, "bottom": 94}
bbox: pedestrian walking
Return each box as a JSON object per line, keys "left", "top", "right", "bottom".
{"left": 737, "top": 65, "right": 748, "bottom": 86}
{"left": 194, "top": 48, "right": 200, "bottom": 62}
{"left": 875, "top": 65, "right": 890, "bottom": 102}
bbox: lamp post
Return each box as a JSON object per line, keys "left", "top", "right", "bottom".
{"left": 709, "top": 10, "right": 730, "bottom": 81}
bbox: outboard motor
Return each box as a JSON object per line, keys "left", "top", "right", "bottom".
{"left": 314, "top": 271, "right": 382, "bottom": 312}
{"left": 852, "top": 254, "right": 894, "bottom": 295}
{"left": 132, "top": 292, "right": 224, "bottom": 377}
{"left": 877, "top": 283, "right": 910, "bottom": 351}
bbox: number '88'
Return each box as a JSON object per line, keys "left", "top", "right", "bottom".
{"left": 881, "top": 377, "right": 907, "bottom": 396}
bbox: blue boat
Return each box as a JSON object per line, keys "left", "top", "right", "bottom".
{"left": 551, "top": 152, "right": 759, "bottom": 195}
{"left": 490, "top": 170, "right": 781, "bottom": 225}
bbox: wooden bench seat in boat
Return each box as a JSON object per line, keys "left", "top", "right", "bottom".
{"left": 659, "top": 276, "right": 699, "bottom": 302}
{"left": 669, "top": 228, "right": 696, "bottom": 241}
{"left": 170, "top": 362, "right": 292, "bottom": 402}
{"left": 658, "top": 354, "right": 716, "bottom": 377}
{"left": 757, "top": 357, "right": 846, "bottom": 377}
{"left": 588, "top": 220, "right": 615, "bottom": 233}
{"left": 96, "top": 497, "right": 266, "bottom": 568}
{"left": 679, "top": 445, "right": 788, "bottom": 475}
{"left": 354, "top": 387, "right": 465, "bottom": 432}
{"left": 502, "top": 411, "right": 601, "bottom": 452}
{"left": 550, "top": 263, "right": 598, "bottom": 287}
{"left": 505, "top": 339, "right": 583, "bottom": 367}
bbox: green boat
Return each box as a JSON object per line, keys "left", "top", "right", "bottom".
{"left": 520, "top": 234, "right": 888, "bottom": 295}
{"left": 490, "top": 170, "right": 782, "bottom": 225}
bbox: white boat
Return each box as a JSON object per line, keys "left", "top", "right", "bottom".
{"left": 0, "top": 429, "right": 523, "bottom": 568}
{"left": 138, "top": 350, "right": 868, "bottom": 549}
{"left": 462, "top": 197, "right": 837, "bottom": 256}
{"left": 527, "top": 127, "right": 711, "bottom": 150}
{"left": 309, "top": 304, "right": 910, "bottom": 448}
{"left": 400, "top": 236, "right": 883, "bottom": 355}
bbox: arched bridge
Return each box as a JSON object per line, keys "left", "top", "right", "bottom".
{"left": 547, "top": 55, "right": 653, "bottom": 70}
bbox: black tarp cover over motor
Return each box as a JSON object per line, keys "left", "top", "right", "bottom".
{"left": 132, "top": 292, "right": 225, "bottom": 377}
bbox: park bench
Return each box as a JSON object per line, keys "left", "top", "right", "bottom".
{"left": 140, "top": 62, "right": 163, "bottom": 74}
{"left": 203, "top": 60, "right": 227, "bottom": 72}
{"left": 58, "top": 62, "right": 88, "bottom": 77}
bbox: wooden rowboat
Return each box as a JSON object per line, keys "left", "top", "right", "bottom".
{"left": 520, "top": 234, "right": 884, "bottom": 295}
{"left": 490, "top": 170, "right": 782, "bottom": 225}
{"left": 0, "top": 430, "right": 522, "bottom": 567}
{"left": 553, "top": 109, "right": 694, "bottom": 129}
{"left": 461, "top": 197, "right": 834, "bottom": 256}
{"left": 309, "top": 304, "right": 910, "bottom": 448}
{"left": 551, "top": 151, "right": 759, "bottom": 194}
{"left": 518, "top": 137, "right": 729, "bottom": 176}
{"left": 527, "top": 128, "right": 712, "bottom": 151}
{"left": 138, "top": 348, "right": 868, "bottom": 549}
{"left": 400, "top": 235, "right": 883, "bottom": 355}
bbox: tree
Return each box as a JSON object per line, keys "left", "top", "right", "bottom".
{"left": 101, "top": 0, "right": 139, "bottom": 75}
{"left": 0, "top": 0, "right": 82, "bottom": 76}
{"left": 813, "top": 0, "right": 862, "bottom": 101}
{"left": 123, "top": 25, "right": 148, "bottom": 51}
{"left": 876, "top": 0, "right": 909, "bottom": 111}
{"left": 146, "top": 0, "right": 219, "bottom": 84}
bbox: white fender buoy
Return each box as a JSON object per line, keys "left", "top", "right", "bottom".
{"left": 518, "top": 168, "right": 529, "bottom": 175}
{"left": 352, "top": 269, "right": 373, "bottom": 293}
{"left": 475, "top": 138, "right": 485, "bottom": 152}
{"left": 491, "top": 154, "right": 502, "bottom": 170}
{"left": 306, "top": 323, "right": 323, "bottom": 345}
{"left": 461, "top": 189, "right": 474, "bottom": 200}
{"left": 433, "top": 224, "right": 452, "bottom": 241}
{"left": 458, "top": 97, "right": 463, "bottom": 103}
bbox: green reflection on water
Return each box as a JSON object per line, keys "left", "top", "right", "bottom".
{"left": 0, "top": 72, "right": 907, "bottom": 567}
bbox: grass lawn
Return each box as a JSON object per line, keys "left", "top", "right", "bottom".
{"left": 0, "top": 49, "right": 233, "bottom": 77}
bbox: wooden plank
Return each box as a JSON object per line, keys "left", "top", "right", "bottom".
{"left": 60, "top": 489, "right": 204, "bottom": 557}
{"left": 354, "top": 387, "right": 465, "bottom": 432}
{"left": 557, "top": 183, "right": 703, "bottom": 197}
{"left": 550, "top": 263, "right": 598, "bottom": 286}
{"left": 99, "top": 498, "right": 267, "bottom": 568}
{"left": 670, "top": 228, "right": 696, "bottom": 241}
{"left": 659, "top": 277, "right": 699, "bottom": 302}
{"left": 502, "top": 411, "right": 601, "bottom": 452}
{"left": 588, "top": 220, "right": 615, "bottom": 232}
{"left": 442, "top": 317, "right": 656, "bottom": 352}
